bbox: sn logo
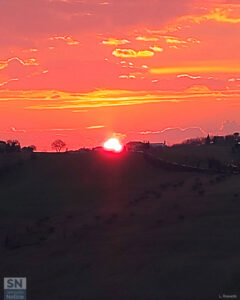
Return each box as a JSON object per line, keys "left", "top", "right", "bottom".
{"left": 4, "top": 278, "right": 26, "bottom": 290}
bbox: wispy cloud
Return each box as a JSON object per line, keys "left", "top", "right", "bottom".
{"left": 0, "top": 57, "right": 39, "bottom": 70}
{"left": 177, "top": 74, "right": 202, "bottom": 80}
{"left": 0, "top": 78, "right": 19, "bottom": 87}
{"left": 0, "top": 86, "right": 237, "bottom": 110}
{"left": 10, "top": 127, "right": 26, "bottom": 133}
{"left": 23, "top": 48, "right": 39, "bottom": 53}
{"left": 228, "top": 77, "right": 240, "bottom": 82}
{"left": 164, "top": 36, "right": 200, "bottom": 47}
{"left": 186, "top": 6, "right": 240, "bottom": 25}
{"left": 136, "top": 36, "right": 159, "bottom": 42}
{"left": 149, "top": 46, "right": 163, "bottom": 52}
{"left": 102, "top": 38, "right": 130, "bottom": 46}
{"left": 86, "top": 125, "right": 105, "bottom": 129}
{"left": 49, "top": 35, "right": 80, "bottom": 45}
{"left": 112, "top": 49, "right": 154, "bottom": 58}
{"left": 137, "top": 126, "right": 207, "bottom": 145}
{"left": 119, "top": 74, "right": 136, "bottom": 79}
{"left": 150, "top": 63, "right": 240, "bottom": 75}
{"left": 135, "top": 29, "right": 200, "bottom": 49}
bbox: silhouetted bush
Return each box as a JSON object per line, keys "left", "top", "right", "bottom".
{"left": 22, "top": 145, "right": 36, "bottom": 153}
{"left": 182, "top": 137, "right": 205, "bottom": 146}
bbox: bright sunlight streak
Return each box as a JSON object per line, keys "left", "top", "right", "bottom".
{"left": 103, "top": 138, "right": 123, "bottom": 152}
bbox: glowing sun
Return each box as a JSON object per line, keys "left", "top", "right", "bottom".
{"left": 103, "top": 138, "right": 123, "bottom": 152}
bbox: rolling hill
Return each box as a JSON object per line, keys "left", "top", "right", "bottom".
{"left": 0, "top": 150, "right": 240, "bottom": 299}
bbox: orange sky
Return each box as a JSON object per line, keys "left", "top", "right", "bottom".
{"left": 1, "top": 0, "right": 240, "bottom": 150}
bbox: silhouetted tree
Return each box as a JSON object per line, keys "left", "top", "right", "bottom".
{"left": 205, "top": 134, "right": 211, "bottom": 145}
{"left": 51, "top": 139, "right": 66, "bottom": 152}
{"left": 0, "top": 141, "right": 6, "bottom": 153}
{"left": 234, "top": 132, "right": 239, "bottom": 140}
{"left": 6, "top": 140, "right": 21, "bottom": 152}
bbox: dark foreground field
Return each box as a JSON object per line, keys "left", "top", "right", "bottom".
{"left": 1, "top": 151, "right": 240, "bottom": 299}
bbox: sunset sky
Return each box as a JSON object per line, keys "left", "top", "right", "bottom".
{"left": 1, "top": 0, "right": 240, "bottom": 150}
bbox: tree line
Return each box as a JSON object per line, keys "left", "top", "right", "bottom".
{"left": 180, "top": 132, "right": 240, "bottom": 146}
{"left": 0, "top": 139, "right": 68, "bottom": 153}
{"left": 0, "top": 140, "right": 36, "bottom": 153}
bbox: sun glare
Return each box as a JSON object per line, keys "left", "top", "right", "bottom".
{"left": 103, "top": 138, "right": 123, "bottom": 152}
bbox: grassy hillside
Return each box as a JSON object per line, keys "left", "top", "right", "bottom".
{"left": 1, "top": 151, "right": 240, "bottom": 299}
{"left": 151, "top": 143, "right": 240, "bottom": 168}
